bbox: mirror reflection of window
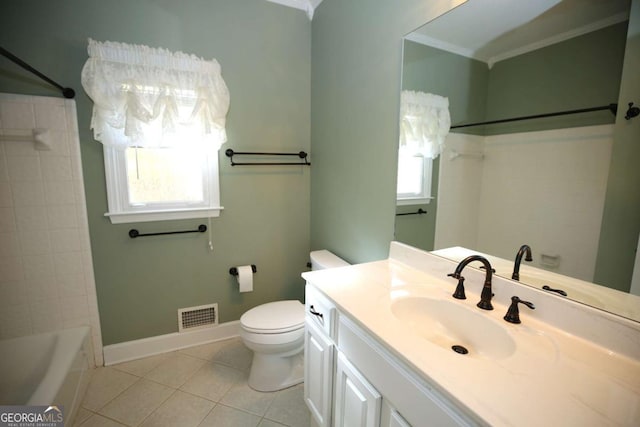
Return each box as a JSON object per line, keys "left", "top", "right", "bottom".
{"left": 397, "top": 90, "right": 450, "bottom": 205}
{"left": 396, "top": 151, "right": 432, "bottom": 205}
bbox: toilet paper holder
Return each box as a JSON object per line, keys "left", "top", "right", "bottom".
{"left": 229, "top": 265, "right": 257, "bottom": 276}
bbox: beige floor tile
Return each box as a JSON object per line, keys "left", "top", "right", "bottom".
{"left": 197, "top": 404, "right": 261, "bottom": 427}
{"left": 211, "top": 338, "right": 253, "bottom": 372}
{"left": 77, "top": 413, "right": 127, "bottom": 427}
{"left": 72, "top": 406, "right": 94, "bottom": 426}
{"left": 144, "top": 353, "right": 206, "bottom": 388}
{"left": 180, "top": 362, "right": 245, "bottom": 402}
{"left": 81, "top": 346, "right": 312, "bottom": 427}
{"left": 220, "top": 382, "right": 277, "bottom": 416}
{"left": 98, "top": 378, "right": 173, "bottom": 426}
{"left": 81, "top": 367, "right": 139, "bottom": 411}
{"left": 264, "top": 384, "right": 310, "bottom": 427}
{"left": 139, "top": 390, "right": 214, "bottom": 427}
{"left": 179, "top": 341, "right": 225, "bottom": 360}
{"left": 112, "top": 353, "right": 170, "bottom": 377}
{"left": 258, "top": 419, "right": 287, "bottom": 427}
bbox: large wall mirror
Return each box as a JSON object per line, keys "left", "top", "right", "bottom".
{"left": 394, "top": 0, "right": 640, "bottom": 322}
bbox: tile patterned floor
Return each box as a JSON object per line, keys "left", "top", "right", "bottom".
{"left": 74, "top": 338, "right": 310, "bottom": 427}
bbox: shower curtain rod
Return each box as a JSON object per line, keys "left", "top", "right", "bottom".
{"left": 0, "top": 46, "right": 75, "bottom": 99}
{"left": 450, "top": 103, "right": 617, "bottom": 129}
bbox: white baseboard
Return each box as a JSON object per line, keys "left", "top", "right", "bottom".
{"left": 103, "top": 321, "right": 241, "bottom": 366}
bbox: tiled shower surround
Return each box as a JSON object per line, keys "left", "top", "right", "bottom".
{"left": 0, "top": 92, "right": 103, "bottom": 365}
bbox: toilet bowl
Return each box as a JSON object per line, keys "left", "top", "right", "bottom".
{"left": 240, "top": 300, "right": 305, "bottom": 392}
{"left": 240, "top": 250, "right": 349, "bottom": 392}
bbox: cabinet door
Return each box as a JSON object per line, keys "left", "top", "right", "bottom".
{"left": 388, "top": 409, "right": 412, "bottom": 427}
{"left": 304, "top": 321, "right": 334, "bottom": 427}
{"left": 381, "top": 400, "right": 413, "bottom": 427}
{"left": 334, "top": 351, "right": 381, "bottom": 427}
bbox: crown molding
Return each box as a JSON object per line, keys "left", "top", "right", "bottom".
{"left": 266, "top": 0, "right": 322, "bottom": 20}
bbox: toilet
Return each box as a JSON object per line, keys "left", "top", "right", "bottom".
{"left": 240, "top": 250, "right": 349, "bottom": 392}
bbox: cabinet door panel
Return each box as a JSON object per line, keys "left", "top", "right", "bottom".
{"left": 389, "top": 409, "right": 412, "bottom": 427}
{"left": 304, "top": 321, "right": 334, "bottom": 427}
{"left": 334, "top": 352, "right": 381, "bottom": 427}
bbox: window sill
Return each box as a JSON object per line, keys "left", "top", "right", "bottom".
{"left": 396, "top": 197, "right": 432, "bottom": 206}
{"left": 105, "top": 207, "right": 223, "bottom": 224}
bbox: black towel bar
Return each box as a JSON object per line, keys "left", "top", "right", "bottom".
{"left": 225, "top": 149, "right": 310, "bottom": 166}
{"left": 129, "top": 224, "right": 207, "bottom": 238}
{"left": 396, "top": 208, "right": 427, "bottom": 216}
{"left": 229, "top": 265, "right": 257, "bottom": 276}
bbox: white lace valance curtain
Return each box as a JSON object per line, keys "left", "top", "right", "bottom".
{"left": 399, "top": 91, "right": 451, "bottom": 159}
{"left": 81, "top": 39, "right": 230, "bottom": 149}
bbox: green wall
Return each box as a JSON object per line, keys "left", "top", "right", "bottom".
{"left": 310, "top": 0, "right": 467, "bottom": 263}
{"left": 0, "top": 0, "right": 311, "bottom": 345}
{"left": 402, "top": 40, "right": 489, "bottom": 132}
{"left": 486, "top": 22, "right": 628, "bottom": 135}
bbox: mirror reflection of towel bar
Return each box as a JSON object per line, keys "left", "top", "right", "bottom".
{"left": 449, "top": 150, "right": 484, "bottom": 161}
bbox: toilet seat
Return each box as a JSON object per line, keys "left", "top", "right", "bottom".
{"left": 240, "top": 300, "right": 304, "bottom": 334}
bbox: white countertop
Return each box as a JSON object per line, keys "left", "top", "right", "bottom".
{"left": 302, "top": 243, "right": 640, "bottom": 426}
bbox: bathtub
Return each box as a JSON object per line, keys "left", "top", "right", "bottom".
{"left": 0, "top": 327, "right": 93, "bottom": 424}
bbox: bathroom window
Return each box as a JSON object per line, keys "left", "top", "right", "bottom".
{"left": 103, "top": 144, "right": 221, "bottom": 223}
{"left": 80, "top": 39, "right": 230, "bottom": 223}
{"left": 396, "top": 151, "right": 433, "bottom": 205}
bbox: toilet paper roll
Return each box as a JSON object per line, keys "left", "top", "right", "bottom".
{"left": 236, "top": 265, "right": 254, "bottom": 293}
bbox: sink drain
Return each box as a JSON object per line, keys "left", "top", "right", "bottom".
{"left": 452, "top": 345, "right": 469, "bottom": 355}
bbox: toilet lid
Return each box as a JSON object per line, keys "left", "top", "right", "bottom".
{"left": 240, "top": 300, "right": 305, "bottom": 333}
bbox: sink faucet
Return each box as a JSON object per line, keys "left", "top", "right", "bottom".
{"left": 504, "top": 296, "right": 535, "bottom": 324}
{"left": 512, "top": 244, "right": 532, "bottom": 281}
{"left": 447, "top": 255, "right": 494, "bottom": 310}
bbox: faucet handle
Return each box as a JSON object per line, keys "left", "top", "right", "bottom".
{"left": 504, "top": 296, "right": 535, "bottom": 324}
{"left": 448, "top": 273, "right": 467, "bottom": 300}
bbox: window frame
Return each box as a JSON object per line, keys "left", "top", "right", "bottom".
{"left": 103, "top": 145, "right": 223, "bottom": 224}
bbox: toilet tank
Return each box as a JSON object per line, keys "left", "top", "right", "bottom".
{"left": 310, "top": 250, "right": 350, "bottom": 270}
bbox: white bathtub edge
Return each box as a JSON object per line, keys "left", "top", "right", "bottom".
{"left": 27, "top": 326, "right": 90, "bottom": 406}
{"left": 102, "top": 321, "right": 241, "bottom": 366}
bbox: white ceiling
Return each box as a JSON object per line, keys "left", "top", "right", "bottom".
{"left": 407, "top": 0, "right": 631, "bottom": 67}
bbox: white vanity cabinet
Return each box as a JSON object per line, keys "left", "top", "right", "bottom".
{"left": 337, "top": 315, "right": 474, "bottom": 427}
{"left": 303, "top": 243, "right": 640, "bottom": 426}
{"left": 334, "top": 351, "right": 381, "bottom": 426}
{"left": 384, "top": 408, "right": 412, "bottom": 427}
{"left": 305, "top": 284, "right": 382, "bottom": 427}
{"left": 305, "top": 283, "right": 477, "bottom": 427}
{"left": 305, "top": 320, "right": 334, "bottom": 426}
{"left": 304, "top": 285, "right": 336, "bottom": 427}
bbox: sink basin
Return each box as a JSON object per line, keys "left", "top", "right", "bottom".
{"left": 391, "top": 296, "right": 516, "bottom": 359}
